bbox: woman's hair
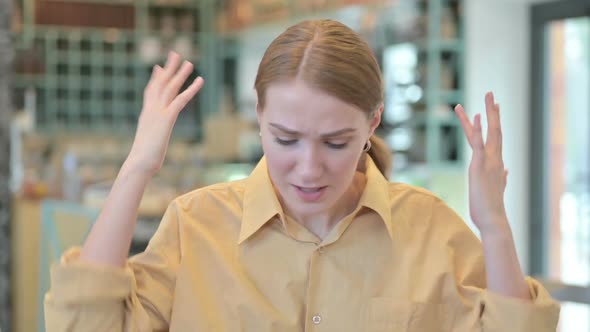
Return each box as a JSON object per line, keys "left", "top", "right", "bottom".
{"left": 254, "top": 19, "right": 392, "bottom": 178}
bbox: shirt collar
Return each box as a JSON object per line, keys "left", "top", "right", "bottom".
{"left": 238, "top": 156, "right": 393, "bottom": 244}
{"left": 357, "top": 156, "right": 394, "bottom": 240}
{"left": 239, "top": 157, "right": 284, "bottom": 244}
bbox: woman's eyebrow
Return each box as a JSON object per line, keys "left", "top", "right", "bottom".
{"left": 269, "top": 123, "right": 356, "bottom": 138}
{"left": 320, "top": 128, "right": 356, "bottom": 138}
{"left": 269, "top": 123, "right": 298, "bottom": 135}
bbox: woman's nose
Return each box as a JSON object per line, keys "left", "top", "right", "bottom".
{"left": 297, "top": 146, "right": 324, "bottom": 183}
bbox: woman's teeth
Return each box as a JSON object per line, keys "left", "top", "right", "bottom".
{"left": 300, "top": 187, "right": 321, "bottom": 192}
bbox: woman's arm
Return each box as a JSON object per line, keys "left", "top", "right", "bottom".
{"left": 79, "top": 160, "right": 152, "bottom": 266}
{"left": 430, "top": 196, "right": 559, "bottom": 332}
{"left": 80, "top": 51, "right": 204, "bottom": 267}
{"left": 45, "top": 52, "right": 203, "bottom": 331}
{"left": 455, "top": 92, "right": 529, "bottom": 300}
{"left": 480, "top": 217, "right": 530, "bottom": 299}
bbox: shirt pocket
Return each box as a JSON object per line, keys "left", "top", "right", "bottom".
{"left": 364, "top": 298, "right": 456, "bottom": 332}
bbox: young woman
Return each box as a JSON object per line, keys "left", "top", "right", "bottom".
{"left": 45, "top": 19, "right": 560, "bottom": 331}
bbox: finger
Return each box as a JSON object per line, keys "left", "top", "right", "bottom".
{"left": 485, "top": 92, "right": 502, "bottom": 150}
{"left": 494, "top": 103, "right": 503, "bottom": 152}
{"left": 168, "top": 77, "right": 205, "bottom": 116}
{"left": 146, "top": 65, "right": 162, "bottom": 86}
{"left": 162, "top": 61, "right": 194, "bottom": 104}
{"left": 472, "top": 114, "right": 485, "bottom": 152}
{"left": 144, "top": 65, "right": 163, "bottom": 99}
{"left": 151, "top": 64, "right": 163, "bottom": 79}
{"left": 454, "top": 104, "right": 476, "bottom": 148}
{"left": 161, "top": 51, "right": 182, "bottom": 83}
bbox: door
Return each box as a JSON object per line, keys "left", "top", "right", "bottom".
{"left": 530, "top": 1, "right": 590, "bottom": 331}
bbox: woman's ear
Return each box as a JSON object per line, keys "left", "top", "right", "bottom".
{"left": 369, "top": 105, "right": 383, "bottom": 136}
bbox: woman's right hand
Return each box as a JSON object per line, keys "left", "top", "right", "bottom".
{"left": 126, "top": 51, "right": 204, "bottom": 176}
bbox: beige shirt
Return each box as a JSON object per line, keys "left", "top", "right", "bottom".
{"left": 45, "top": 157, "right": 560, "bottom": 331}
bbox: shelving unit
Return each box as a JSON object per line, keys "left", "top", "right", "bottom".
{"left": 12, "top": 0, "right": 221, "bottom": 138}
{"left": 376, "top": 0, "right": 466, "bottom": 212}
{"left": 12, "top": 0, "right": 467, "bottom": 207}
{"left": 380, "top": 0, "right": 464, "bottom": 163}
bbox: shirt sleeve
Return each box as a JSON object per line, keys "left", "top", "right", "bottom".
{"left": 44, "top": 200, "right": 182, "bottom": 332}
{"left": 479, "top": 277, "right": 561, "bottom": 331}
{"left": 429, "top": 197, "right": 561, "bottom": 331}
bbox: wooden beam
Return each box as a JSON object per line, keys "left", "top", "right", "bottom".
{"left": 35, "top": 0, "right": 135, "bottom": 29}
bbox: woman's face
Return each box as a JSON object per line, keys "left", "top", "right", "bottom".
{"left": 257, "top": 79, "right": 381, "bottom": 219}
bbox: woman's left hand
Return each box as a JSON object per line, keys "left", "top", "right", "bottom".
{"left": 455, "top": 92, "right": 509, "bottom": 234}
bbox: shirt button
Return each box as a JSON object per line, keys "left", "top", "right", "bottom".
{"left": 317, "top": 247, "right": 324, "bottom": 255}
{"left": 312, "top": 314, "right": 322, "bottom": 325}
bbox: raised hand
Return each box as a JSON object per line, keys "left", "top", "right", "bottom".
{"left": 127, "top": 51, "right": 204, "bottom": 176}
{"left": 455, "top": 92, "right": 509, "bottom": 234}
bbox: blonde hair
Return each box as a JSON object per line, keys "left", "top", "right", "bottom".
{"left": 254, "top": 19, "right": 391, "bottom": 178}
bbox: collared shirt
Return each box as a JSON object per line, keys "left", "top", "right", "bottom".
{"left": 45, "top": 157, "right": 560, "bottom": 331}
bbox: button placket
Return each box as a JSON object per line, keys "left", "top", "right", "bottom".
{"left": 305, "top": 245, "right": 325, "bottom": 330}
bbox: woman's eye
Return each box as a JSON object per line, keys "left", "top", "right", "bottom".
{"left": 325, "top": 142, "right": 348, "bottom": 149}
{"left": 275, "top": 138, "right": 297, "bottom": 146}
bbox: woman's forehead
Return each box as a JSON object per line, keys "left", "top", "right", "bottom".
{"left": 263, "top": 81, "right": 364, "bottom": 119}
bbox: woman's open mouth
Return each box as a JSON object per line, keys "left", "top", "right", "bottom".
{"left": 293, "top": 185, "right": 327, "bottom": 202}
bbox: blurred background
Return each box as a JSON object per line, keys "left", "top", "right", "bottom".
{"left": 0, "top": 0, "right": 588, "bottom": 331}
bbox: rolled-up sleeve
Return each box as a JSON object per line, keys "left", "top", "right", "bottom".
{"left": 44, "top": 201, "right": 181, "bottom": 332}
{"left": 480, "top": 277, "right": 560, "bottom": 331}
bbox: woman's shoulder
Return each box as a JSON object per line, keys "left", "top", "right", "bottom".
{"left": 385, "top": 182, "right": 464, "bottom": 228}
{"left": 387, "top": 181, "right": 441, "bottom": 203}
{"left": 172, "top": 179, "right": 249, "bottom": 211}
{"left": 386, "top": 182, "right": 476, "bottom": 247}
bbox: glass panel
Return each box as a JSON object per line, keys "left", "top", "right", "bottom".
{"left": 545, "top": 16, "right": 590, "bottom": 332}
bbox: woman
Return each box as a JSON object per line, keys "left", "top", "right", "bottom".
{"left": 45, "top": 20, "right": 560, "bottom": 331}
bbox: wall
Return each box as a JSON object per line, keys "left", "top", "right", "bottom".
{"left": 464, "top": 0, "right": 561, "bottom": 273}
